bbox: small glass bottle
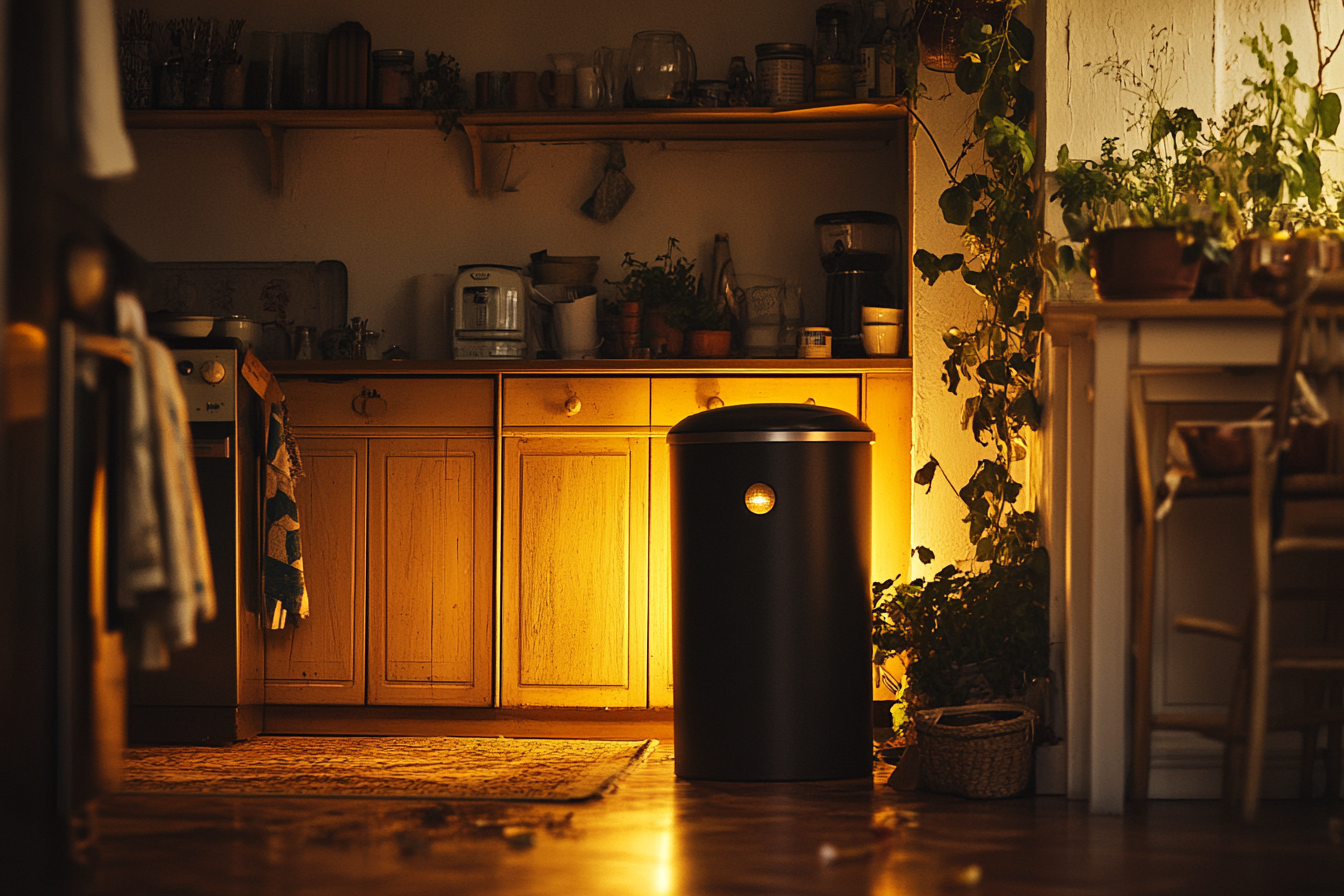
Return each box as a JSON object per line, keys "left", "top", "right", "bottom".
{"left": 814, "top": 4, "right": 853, "bottom": 100}
{"left": 726, "top": 56, "right": 754, "bottom": 107}
{"left": 293, "top": 326, "right": 314, "bottom": 360}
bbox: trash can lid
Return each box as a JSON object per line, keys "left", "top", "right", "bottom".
{"left": 666, "top": 403, "right": 874, "bottom": 444}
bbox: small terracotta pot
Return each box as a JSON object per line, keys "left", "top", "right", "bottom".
{"left": 1087, "top": 227, "right": 1200, "bottom": 301}
{"left": 619, "top": 300, "right": 642, "bottom": 318}
{"left": 645, "top": 307, "right": 684, "bottom": 357}
{"left": 687, "top": 329, "right": 731, "bottom": 358}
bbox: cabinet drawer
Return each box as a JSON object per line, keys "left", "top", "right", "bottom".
{"left": 650, "top": 376, "right": 861, "bottom": 426}
{"left": 504, "top": 377, "right": 649, "bottom": 426}
{"left": 280, "top": 377, "right": 494, "bottom": 428}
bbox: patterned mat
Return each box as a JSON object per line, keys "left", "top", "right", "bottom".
{"left": 122, "top": 736, "right": 657, "bottom": 801}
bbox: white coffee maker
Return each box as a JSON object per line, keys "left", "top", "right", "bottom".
{"left": 450, "top": 265, "right": 527, "bottom": 359}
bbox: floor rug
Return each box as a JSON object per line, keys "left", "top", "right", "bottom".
{"left": 121, "top": 736, "right": 658, "bottom": 801}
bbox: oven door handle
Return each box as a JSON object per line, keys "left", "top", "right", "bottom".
{"left": 193, "top": 437, "right": 231, "bottom": 458}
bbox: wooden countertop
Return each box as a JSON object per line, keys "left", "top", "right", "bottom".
{"left": 1044, "top": 298, "right": 1282, "bottom": 324}
{"left": 268, "top": 358, "right": 912, "bottom": 376}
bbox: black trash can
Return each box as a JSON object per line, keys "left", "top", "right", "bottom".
{"left": 668, "top": 403, "right": 874, "bottom": 781}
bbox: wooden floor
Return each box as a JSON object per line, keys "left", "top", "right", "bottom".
{"left": 70, "top": 743, "right": 1344, "bottom": 896}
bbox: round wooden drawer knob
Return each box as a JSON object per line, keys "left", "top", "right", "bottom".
{"left": 564, "top": 395, "right": 582, "bottom": 416}
{"left": 706, "top": 396, "right": 724, "bottom": 409}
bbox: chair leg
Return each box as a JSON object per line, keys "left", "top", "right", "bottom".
{"left": 1301, "top": 680, "right": 1325, "bottom": 798}
{"left": 1243, "top": 425, "right": 1276, "bottom": 823}
{"left": 1329, "top": 683, "right": 1343, "bottom": 800}
{"left": 1129, "top": 376, "right": 1157, "bottom": 802}
{"left": 1223, "top": 620, "right": 1252, "bottom": 808}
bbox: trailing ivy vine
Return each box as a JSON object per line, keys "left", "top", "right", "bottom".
{"left": 873, "top": 0, "right": 1049, "bottom": 712}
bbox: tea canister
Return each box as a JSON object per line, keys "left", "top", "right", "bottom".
{"left": 798, "top": 326, "right": 832, "bottom": 359}
{"left": 372, "top": 49, "right": 416, "bottom": 109}
{"left": 755, "top": 43, "right": 809, "bottom": 107}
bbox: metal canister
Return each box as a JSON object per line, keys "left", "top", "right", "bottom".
{"left": 754, "top": 43, "right": 810, "bottom": 106}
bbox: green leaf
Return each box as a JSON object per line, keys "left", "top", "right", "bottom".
{"left": 940, "top": 252, "right": 966, "bottom": 272}
{"left": 939, "top": 185, "right": 975, "bottom": 225}
{"left": 977, "top": 358, "right": 1010, "bottom": 385}
{"left": 1281, "top": 23, "right": 1292, "bottom": 45}
{"left": 1007, "top": 17, "right": 1035, "bottom": 62}
{"left": 1301, "top": 150, "right": 1323, "bottom": 205}
{"left": 975, "top": 536, "right": 995, "bottom": 562}
{"left": 914, "top": 249, "right": 945, "bottom": 286}
{"left": 1320, "top": 92, "right": 1341, "bottom": 139}
{"left": 955, "top": 57, "right": 989, "bottom": 94}
{"left": 1008, "top": 390, "right": 1041, "bottom": 428}
{"left": 1057, "top": 243, "right": 1077, "bottom": 272}
{"left": 913, "top": 458, "right": 939, "bottom": 489}
{"left": 979, "top": 86, "right": 1009, "bottom": 122}
{"left": 943, "top": 356, "right": 962, "bottom": 394}
{"left": 914, "top": 546, "right": 936, "bottom": 565}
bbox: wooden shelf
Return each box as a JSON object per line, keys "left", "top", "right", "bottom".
{"left": 124, "top": 103, "right": 910, "bottom": 193}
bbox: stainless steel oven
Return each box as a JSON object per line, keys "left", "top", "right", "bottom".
{"left": 127, "top": 344, "right": 266, "bottom": 744}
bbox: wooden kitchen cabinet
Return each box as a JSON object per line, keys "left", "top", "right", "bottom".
{"left": 264, "top": 437, "right": 367, "bottom": 704}
{"left": 266, "top": 376, "right": 496, "bottom": 707}
{"left": 501, "top": 434, "right": 650, "bottom": 707}
{"left": 367, "top": 437, "right": 494, "bottom": 706}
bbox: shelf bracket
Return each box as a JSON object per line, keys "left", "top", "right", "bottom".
{"left": 463, "top": 123, "right": 484, "bottom": 194}
{"left": 255, "top": 121, "right": 284, "bottom": 194}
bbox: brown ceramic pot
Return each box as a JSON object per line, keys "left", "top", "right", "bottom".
{"left": 1087, "top": 227, "right": 1200, "bottom": 301}
{"left": 644, "top": 307, "right": 684, "bottom": 357}
{"left": 687, "top": 329, "right": 731, "bottom": 358}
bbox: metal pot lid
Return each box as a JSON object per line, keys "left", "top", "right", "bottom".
{"left": 215, "top": 314, "right": 256, "bottom": 322}
{"left": 667, "top": 402, "right": 874, "bottom": 444}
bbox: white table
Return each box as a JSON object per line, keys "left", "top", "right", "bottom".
{"left": 1041, "top": 299, "right": 1283, "bottom": 814}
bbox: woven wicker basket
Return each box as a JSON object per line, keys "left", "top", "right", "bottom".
{"left": 914, "top": 703, "right": 1036, "bottom": 799}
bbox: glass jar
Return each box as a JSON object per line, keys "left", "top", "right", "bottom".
{"left": 371, "top": 49, "right": 416, "bottom": 109}
{"left": 755, "top": 43, "right": 809, "bottom": 106}
{"left": 726, "top": 56, "right": 754, "bottom": 106}
{"left": 814, "top": 5, "right": 854, "bottom": 99}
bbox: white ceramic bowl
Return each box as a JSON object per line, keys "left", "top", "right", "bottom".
{"left": 148, "top": 314, "right": 216, "bottom": 338}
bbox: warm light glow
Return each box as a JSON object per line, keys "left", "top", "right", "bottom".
{"left": 744, "top": 483, "right": 776, "bottom": 514}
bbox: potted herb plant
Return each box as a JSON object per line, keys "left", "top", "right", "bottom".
{"left": 610, "top": 238, "right": 699, "bottom": 357}
{"left": 1051, "top": 81, "right": 1214, "bottom": 300}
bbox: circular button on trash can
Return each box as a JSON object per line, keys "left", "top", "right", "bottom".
{"left": 668, "top": 403, "right": 874, "bottom": 781}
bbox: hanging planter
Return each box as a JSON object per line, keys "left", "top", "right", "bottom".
{"left": 916, "top": 0, "right": 1008, "bottom": 73}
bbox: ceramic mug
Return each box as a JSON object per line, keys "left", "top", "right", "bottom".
{"left": 540, "top": 70, "right": 576, "bottom": 109}
{"left": 861, "top": 321, "right": 902, "bottom": 357}
{"left": 510, "top": 70, "right": 538, "bottom": 110}
{"left": 575, "top": 66, "right": 601, "bottom": 109}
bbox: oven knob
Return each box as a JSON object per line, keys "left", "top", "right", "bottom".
{"left": 200, "top": 360, "right": 226, "bottom": 384}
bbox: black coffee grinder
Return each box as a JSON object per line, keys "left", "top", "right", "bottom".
{"left": 815, "top": 211, "right": 901, "bottom": 357}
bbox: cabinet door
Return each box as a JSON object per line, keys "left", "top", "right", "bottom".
{"left": 265, "top": 437, "right": 366, "bottom": 704}
{"left": 501, "top": 436, "right": 649, "bottom": 707}
{"left": 367, "top": 438, "right": 494, "bottom": 706}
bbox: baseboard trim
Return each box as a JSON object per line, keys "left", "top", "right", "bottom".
{"left": 263, "top": 705, "right": 675, "bottom": 741}
{"left": 1148, "top": 729, "right": 1324, "bottom": 799}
